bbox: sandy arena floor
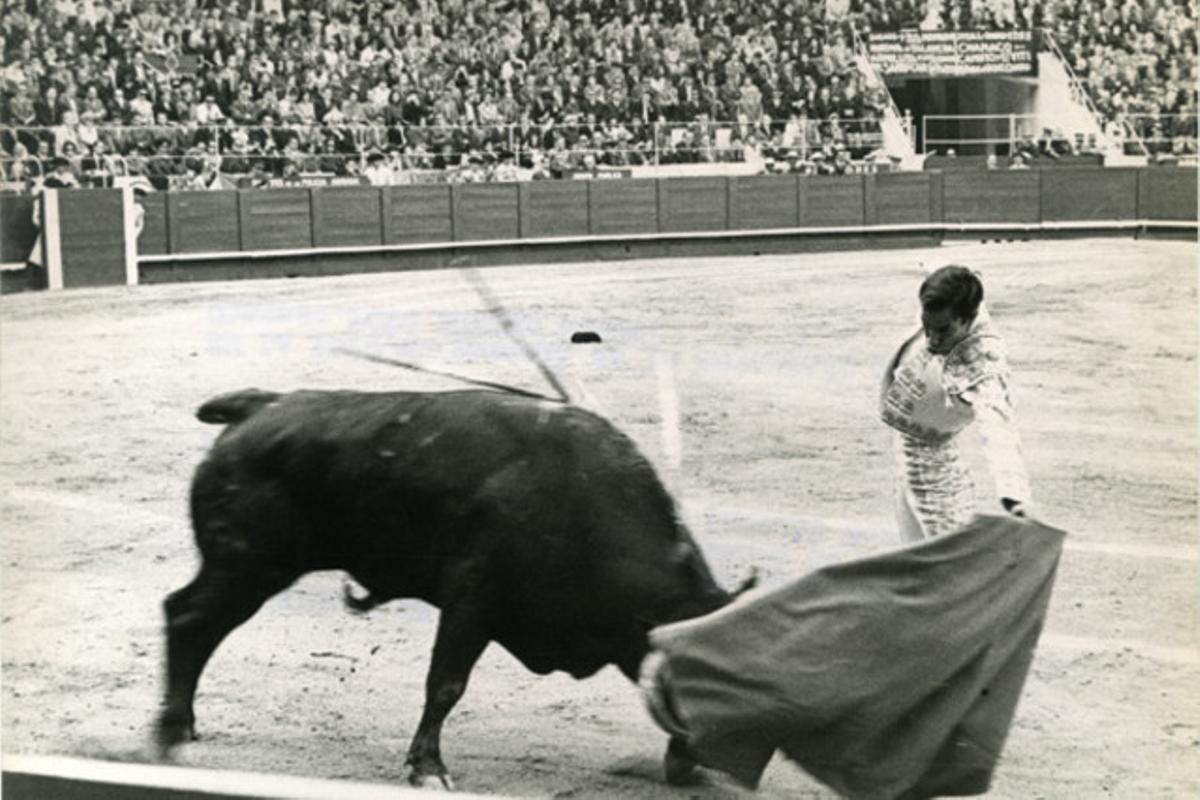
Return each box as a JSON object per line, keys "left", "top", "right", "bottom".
{"left": 1, "top": 238, "right": 1197, "bottom": 798}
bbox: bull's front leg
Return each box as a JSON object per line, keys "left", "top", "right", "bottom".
{"left": 405, "top": 602, "right": 489, "bottom": 790}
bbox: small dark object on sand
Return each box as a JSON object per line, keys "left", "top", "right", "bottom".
{"left": 571, "top": 331, "right": 603, "bottom": 344}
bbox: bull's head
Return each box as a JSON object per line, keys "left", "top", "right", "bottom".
{"left": 634, "top": 539, "right": 756, "bottom": 629}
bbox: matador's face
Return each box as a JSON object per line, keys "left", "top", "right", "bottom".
{"left": 921, "top": 308, "right": 972, "bottom": 356}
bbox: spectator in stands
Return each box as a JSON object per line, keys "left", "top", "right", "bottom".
{"left": 34, "top": 83, "right": 66, "bottom": 127}
{"left": 130, "top": 86, "right": 155, "bottom": 127}
{"left": 42, "top": 156, "right": 79, "bottom": 189}
{"left": 317, "top": 136, "right": 348, "bottom": 176}
{"left": 229, "top": 84, "right": 259, "bottom": 127}
{"left": 6, "top": 140, "right": 34, "bottom": 185}
{"left": 60, "top": 139, "right": 83, "bottom": 176}
{"left": 193, "top": 93, "right": 225, "bottom": 126}
{"left": 363, "top": 151, "right": 391, "bottom": 186}
{"left": 832, "top": 143, "right": 855, "bottom": 174}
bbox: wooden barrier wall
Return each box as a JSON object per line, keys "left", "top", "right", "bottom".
{"left": 57, "top": 189, "right": 126, "bottom": 288}
{"left": 943, "top": 171, "right": 1041, "bottom": 224}
{"left": 1041, "top": 168, "right": 1139, "bottom": 221}
{"left": 1, "top": 194, "right": 37, "bottom": 264}
{"left": 142, "top": 167, "right": 1193, "bottom": 262}
{"left": 11, "top": 166, "right": 1192, "bottom": 290}
{"left": 1137, "top": 167, "right": 1198, "bottom": 221}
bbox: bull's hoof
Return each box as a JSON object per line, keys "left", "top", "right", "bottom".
{"left": 664, "top": 737, "right": 702, "bottom": 786}
{"left": 154, "top": 712, "right": 196, "bottom": 759}
{"left": 409, "top": 772, "right": 455, "bottom": 791}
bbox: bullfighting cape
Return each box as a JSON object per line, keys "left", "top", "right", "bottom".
{"left": 645, "top": 515, "right": 1065, "bottom": 798}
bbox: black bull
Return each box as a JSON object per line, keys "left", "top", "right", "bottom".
{"left": 157, "top": 387, "right": 747, "bottom": 787}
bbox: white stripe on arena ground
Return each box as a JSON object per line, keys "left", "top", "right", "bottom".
{"left": 3, "top": 487, "right": 178, "bottom": 526}
{"left": 1037, "top": 634, "right": 1198, "bottom": 666}
{"left": 6, "top": 487, "right": 1197, "bottom": 666}
{"left": 1, "top": 753, "right": 497, "bottom": 800}
{"left": 695, "top": 501, "right": 1200, "bottom": 563}
{"left": 10, "top": 486, "right": 1197, "bottom": 565}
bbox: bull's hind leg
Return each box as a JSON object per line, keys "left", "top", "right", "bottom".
{"left": 156, "top": 559, "right": 295, "bottom": 756}
{"left": 405, "top": 601, "right": 490, "bottom": 790}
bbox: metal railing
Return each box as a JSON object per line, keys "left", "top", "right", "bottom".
{"left": 1115, "top": 113, "right": 1199, "bottom": 157}
{"left": 850, "top": 26, "right": 913, "bottom": 147}
{"left": 1040, "top": 29, "right": 1147, "bottom": 157}
{"left": 2, "top": 118, "right": 889, "bottom": 152}
{"left": 921, "top": 113, "right": 1105, "bottom": 157}
{"left": 0, "top": 119, "right": 892, "bottom": 186}
{"left": 1, "top": 154, "right": 130, "bottom": 191}
{"left": 1, "top": 156, "right": 46, "bottom": 183}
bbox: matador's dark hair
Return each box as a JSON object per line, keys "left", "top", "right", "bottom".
{"left": 919, "top": 265, "right": 984, "bottom": 322}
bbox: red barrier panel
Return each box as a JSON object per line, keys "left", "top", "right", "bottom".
{"left": 658, "top": 176, "right": 728, "bottom": 233}
{"left": 138, "top": 192, "right": 169, "bottom": 256}
{"left": 729, "top": 175, "right": 799, "bottom": 229}
{"left": 520, "top": 181, "right": 589, "bottom": 238}
{"left": 589, "top": 179, "right": 658, "bottom": 235}
{"left": 452, "top": 183, "right": 520, "bottom": 242}
{"left": 385, "top": 184, "right": 452, "bottom": 244}
{"left": 1137, "top": 168, "right": 1198, "bottom": 222}
{"left": 0, "top": 194, "right": 37, "bottom": 264}
{"left": 239, "top": 188, "right": 313, "bottom": 251}
{"left": 1041, "top": 168, "right": 1138, "bottom": 221}
{"left": 870, "top": 172, "right": 935, "bottom": 226}
{"left": 57, "top": 189, "right": 125, "bottom": 288}
{"left": 168, "top": 191, "right": 240, "bottom": 253}
{"left": 942, "top": 171, "right": 1041, "bottom": 224}
{"left": 312, "top": 186, "right": 383, "bottom": 248}
{"left": 802, "top": 175, "right": 864, "bottom": 227}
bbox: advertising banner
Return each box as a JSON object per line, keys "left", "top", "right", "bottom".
{"left": 868, "top": 29, "right": 1036, "bottom": 78}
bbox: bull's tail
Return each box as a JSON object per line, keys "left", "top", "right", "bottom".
{"left": 342, "top": 580, "right": 386, "bottom": 614}
{"left": 196, "top": 388, "right": 282, "bottom": 425}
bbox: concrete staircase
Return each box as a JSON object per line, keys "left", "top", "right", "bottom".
{"left": 1037, "top": 32, "right": 1147, "bottom": 162}
{"left": 850, "top": 31, "right": 921, "bottom": 169}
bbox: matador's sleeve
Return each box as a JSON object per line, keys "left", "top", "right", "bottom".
{"left": 960, "top": 375, "right": 1032, "bottom": 504}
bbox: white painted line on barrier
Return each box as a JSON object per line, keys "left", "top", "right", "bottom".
{"left": 122, "top": 185, "right": 139, "bottom": 286}
{"left": 0, "top": 261, "right": 28, "bottom": 272}
{"left": 43, "top": 189, "right": 63, "bottom": 291}
{"left": 0, "top": 753, "right": 500, "bottom": 800}
{"left": 137, "top": 219, "right": 1197, "bottom": 265}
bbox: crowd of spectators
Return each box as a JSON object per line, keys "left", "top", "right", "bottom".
{"left": 1, "top": 0, "right": 894, "bottom": 188}
{"left": 0, "top": 0, "right": 1194, "bottom": 190}
{"left": 859, "top": 0, "right": 1197, "bottom": 155}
